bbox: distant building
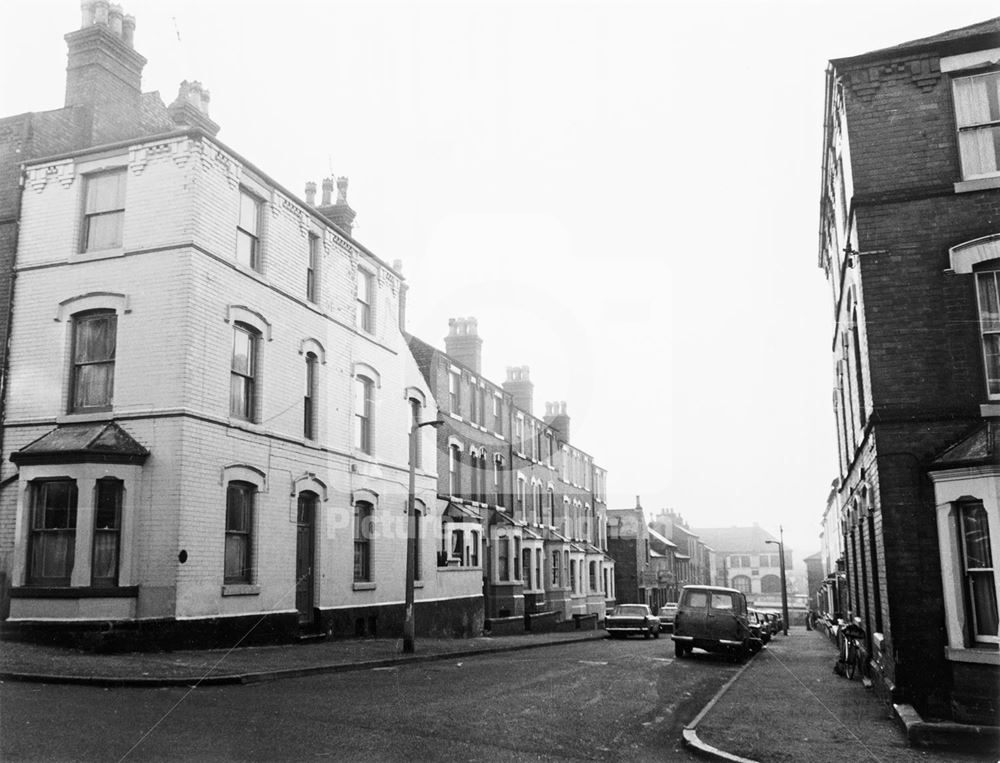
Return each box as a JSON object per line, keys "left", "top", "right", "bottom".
{"left": 607, "top": 503, "right": 652, "bottom": 605}
{"left": 692, "top": 524, "right": 792, "bottom": 606}
{"left": 818, "top": 17, "right": 999, "bottom": 723}
{"left": 407, "top": 321, "right": 614, "bottom": 629}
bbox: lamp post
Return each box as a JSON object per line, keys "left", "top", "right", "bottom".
{"left": 404, "top": 417, "right": 444, "bottom": 654}
{"left": 766, "top": 527, "right": 789, "bottom": 636}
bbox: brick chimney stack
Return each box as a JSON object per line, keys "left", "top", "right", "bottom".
{"left": 444, "top": 317, "right": 483, "bottom": 373}
{"left": 65, "top": 1, "right": 147, "bottom": 141}
{"left": 503, "top": 366, "right": 534, "bottom": 416}
{"left": 168, "top": 80, "right": 220, "bottom": 136}
{"left": 543, "top": 401, "right": 570, "bottom": 444}
{"left": 315, "top": 176, "right": 356, "bottom": 235}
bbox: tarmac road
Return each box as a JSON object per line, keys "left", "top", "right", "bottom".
{"left": 0, "top": 637, "right": 741, "bottom": 761}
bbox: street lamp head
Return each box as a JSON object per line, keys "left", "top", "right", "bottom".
{"left": 418, "top": 419, "right": 445, "bottom": 430}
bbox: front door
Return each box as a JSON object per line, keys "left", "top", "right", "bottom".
{"left": 296, "top": 492, "right": 317, "bottom": 625}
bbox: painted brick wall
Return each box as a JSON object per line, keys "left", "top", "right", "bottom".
{"left": 0, "top": 131, "right": 458, "bottom": 626}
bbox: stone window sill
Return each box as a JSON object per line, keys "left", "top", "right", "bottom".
{"left": 352, "top": 582, "right": 376, "bottom": 591}
{"left": 955, "top": 176, "right": 1000, "bottom": 194}
{"left": 222, "top": 584, "right": 260, "bottom": 596}
{"left": 945, "top": 646, "right": 999, "bottom": 665}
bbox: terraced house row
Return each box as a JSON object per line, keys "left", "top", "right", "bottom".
{"left": 0, "top": 3, "right": 614, "bottom": 648}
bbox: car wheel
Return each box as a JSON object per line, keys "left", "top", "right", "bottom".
{"left": 675, "top": 642, "right": 685, "bottom": 658}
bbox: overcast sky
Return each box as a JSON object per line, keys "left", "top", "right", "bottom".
{"left": 3, "top": 0, "right": 997, "bottom": 559}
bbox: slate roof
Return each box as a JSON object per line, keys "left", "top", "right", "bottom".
{"left": 831, "top": 16, "right": 1000, "bottom": 67}
{"left": 930, "top": 420, "right": 998, "bottom": 469}
{"left": 11, "top": 422, "right": 149, "bottom": 465}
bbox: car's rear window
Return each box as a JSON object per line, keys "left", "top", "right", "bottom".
{"left": 683, "top": 591, "right": 708, "bottom": 608}
{"left": 711, "top": 593, "right": 734, "bottom": 610}
{"left": 614, "top": 605, "right": 647, "bottom": 616}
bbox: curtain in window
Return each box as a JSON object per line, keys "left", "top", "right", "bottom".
{"left": 73, "top": 313, "right": 116, "bottom": 410}
{"left": 29, "top": 480, "right": 78, "bottom": 585}
{"left": 84, "top": 171, "right": 125, "bottom": 250}
{"left": 92, "top": 480, "right": 122, "bottom": 586}
{"left": 230, "top": 326, "right": 256, "bottom": 419}
{"left": 962, "top": 504, "right": 998, "bottom": 640}
{"left": 225, "top": 483, "right": 253, "bottom": 583}
{"left": 978, "top": 272, "right": 1000, "bottom": 395}
{"left": 954, "top": 74, "right": 1000, "bottom": 178}
{"left": 353, "top": 502, "right": 373, "bottom": 581}
{"left": 498, "top": 536, "right": 509, "bottom": 580}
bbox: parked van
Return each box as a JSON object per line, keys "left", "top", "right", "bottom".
{"left": 671, "top": 585, "right": 757, "bottom": 660}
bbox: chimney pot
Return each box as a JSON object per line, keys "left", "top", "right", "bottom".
{"left": 392, "top": 259, "right": 403, "bottom": 273}
{"left": 336, "top": 176, "right": 349, "bottom": 204}
{"left": 109, "top": 4, "right": 123, "bottom": 35}
{"left": 81, "top": 0, "right": 97, "bottom": 27}
{"left": 94, "top": 0, "right": 109, "bottom": 25}
{"left": 122, "top": 14, "right": 135, "bottom": 46}
{"left": 321, "top": 178, "right": 333, "bottom": 206}
{"left": 305, "top": 182, "right": 317, "bottom": 206}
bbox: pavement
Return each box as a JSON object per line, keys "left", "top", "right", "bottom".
{"left": 2, "top": 626, "right": 998, "bottom": 761}
{"left": 0, "top": 629, "right": 609, "bottom": 686}
{"left": 685, "top": 628, "right": 1000, "bottom": 762}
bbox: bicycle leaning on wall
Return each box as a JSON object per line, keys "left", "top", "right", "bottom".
{"left": 840, "top": 618, "right": 867, "bottom": 680}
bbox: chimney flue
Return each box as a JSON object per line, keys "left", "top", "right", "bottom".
{"left": 109, "top": 4, "right": 123, "bottom": 35}
{"left": 321, "top": 178, "right": 333, "bottom": 206}
{"left": 305, "top": 182, "right": 317, "bottom": 206}
{"left": 503, "top": 366, "right": 534, "bottom": 416}
{"left": 122, "top": 13, "right": 135, "bottom": 46}
{"left": 444, "top": 317, "right": 483, "bottom": 374}
{"left": 94, "top": 0, "right": 109, "bottom": 25}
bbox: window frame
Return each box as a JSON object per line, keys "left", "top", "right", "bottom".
{"left": 306, "top": 233, "right": 320, "bottom": 303}
{"left": 230, "top": 322, "right": 259, "bottom": 421}
{"left": 91, "top": 478, "right": 123, "bottom": 587}
{"left": 303, "top": 352, "right": 318, "bottom": 439}
{"left": 26, "top": 478, "right": 79, "bottom": 586}
{"left": 353, "top": 501, "right": 374, "bottom": 582}
{"left": 952, "top": 70, "right": 1000, "bottom": 182}
{"left": 958, "top": 501, "right": 999, "bottom": 645}
{"left": 975, "top": 268, "right": 1000, "bottom": 399}
{"left": 81, "top": 168, "right": 126, "bottom": 252}
{"left": 236, "top": 188, "right": 263, "bottom": 271}
{"left": 224, "top": 481, "right": 255, "bottom": 585}
{"left": 354, "top": 375, "right": 374, "bottom": 454}
{"left": 69, "top": 309, "right": 117, "bottom": 413}
{"left": 356, "top": 268, "right": 374, "bottom": 333}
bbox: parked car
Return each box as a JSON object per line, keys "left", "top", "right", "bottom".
{"left": 747, "top": 609, "right": 769, "bottom": 649}
{"left": 605, "top": 604, "right": 661, "bottom": 639}
{"left": 759, "top": 610, "right": 782, "bottom": 636}
{"left": 657, "top": 603, "right": 679, "bottom": 630}
{"left": 671, "top": 585, "right": 755, "bottom": 661}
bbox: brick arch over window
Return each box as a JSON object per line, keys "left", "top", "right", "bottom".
{"left": 731, "top": 575, "right": 751, "bottom": 594}
{"left": 298, "top": 338, "right": 326, "bottom": 364}
{"left": 222, "top": 464, "right": 266, "bottom": 492}
{"left": 225, "top": 305, "right": 271, "bottom": 341}
{"left": 291, "top": 473, "right": 327, "bottom": 501}
{"left": 950, "top": 234, "right": 1000, "bottom": 274}
{"left": 352, "top": 362, "right": 381, "bottom": 388}
{"left": 55, "top": 291, "right": 130, "bottom": 322}
{"left": 351, "top": 488, "right": 379, "bottom": 509}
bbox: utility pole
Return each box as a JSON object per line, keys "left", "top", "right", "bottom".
{"left": 403, "top": 417, "right": 443, "bottom": 654}
{"left": 766, "top": 527, "right": 789, "bottom": 636}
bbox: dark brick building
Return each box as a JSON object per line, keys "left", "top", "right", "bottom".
{"left": 819, "top": 18, "right": 1000, "bottom": 724}
{"left": 407, "top": 319, "right": 614, "bottom": 630}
